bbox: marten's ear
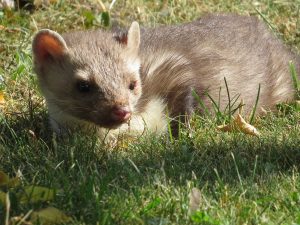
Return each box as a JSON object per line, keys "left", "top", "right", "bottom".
{"left": 127, "top": 21, "right": 140, "bottom": 54}
{"left": 32, "top": 29, "right": 68, "bottom": 64}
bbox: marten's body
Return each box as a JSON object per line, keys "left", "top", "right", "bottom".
{"left": 32, "top": 14, "right": 299, "bottom": 140}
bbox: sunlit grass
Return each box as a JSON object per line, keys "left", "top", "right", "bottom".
{"left": 0, "top": 0, "right": 299, "bottom": 224}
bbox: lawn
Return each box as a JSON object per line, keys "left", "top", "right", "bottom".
{"left": 0, "top": 0, "right": 300, "bottom": 224}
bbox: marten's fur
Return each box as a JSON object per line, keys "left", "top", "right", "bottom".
{"left": 32, "top": 14, "right": 300, "bottom": 140}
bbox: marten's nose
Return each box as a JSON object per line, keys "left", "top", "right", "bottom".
{"left": 111, "top": 106, "right": 131, "bottom": 122}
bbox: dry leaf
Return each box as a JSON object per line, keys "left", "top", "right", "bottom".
{"left": 19, "top": 186, "right": 55, "bottom": 204}
{"left": 188, "top": 187, "right": 202, "bottom": 214}
{"left": 30, "top": 207, "right": 71, "bottom": 224}
{"left": 235, "top": 114, "right": 260, "bottom": 136}
{"left": 217, "top": 124, "right": 234, "bottom": 132}
{"left": 0, "top": 91, "right": 5, "bottom": 106}
{"left": 217, "top": 114, "right": 260, "bottom": 137}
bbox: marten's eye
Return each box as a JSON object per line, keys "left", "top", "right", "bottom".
{"left": 129, "top": 81, "right": 137, "bottom": 91}
{"left": 77, "top": 81, "right": 91, "bottom": 93}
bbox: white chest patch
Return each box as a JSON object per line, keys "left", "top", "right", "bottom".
{"left": 99, "top": 97, "right": 168, "bottom": 142}
{"left": 136, "top": 97, "right": 168, "bottom": 133}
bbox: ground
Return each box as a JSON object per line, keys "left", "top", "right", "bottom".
{"left": 0, "top": 0, "right": 300, "bottom": 224}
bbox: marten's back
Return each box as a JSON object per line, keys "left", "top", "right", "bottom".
{"left": 138, "top": 14, "right": 300, "bottom": 114}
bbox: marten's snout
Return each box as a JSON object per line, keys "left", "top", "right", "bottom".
{"left": 111, "top": 106, "right": 131, "bottom": 122}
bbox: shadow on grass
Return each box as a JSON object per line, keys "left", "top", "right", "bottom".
{"left": 1, "top": 110, "right": 299, "bottom": 185}
{"left": 0, "top": 111, "right": 299, "bottom": 223}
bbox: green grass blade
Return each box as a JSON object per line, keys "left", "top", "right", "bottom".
{"left": 192, "top": 89, "right": 211, "bottom": 117}
{"left": 166, "top": 110, "right": 174, "bottom": 143}
{"left": 224, "top": 77, "right": 232, "bottom": 121}
{"left": 289, "top": 61, "right": 300, "bottom": 99}
{"left": 249, "top": 83, "right": 261, "bottom": 124}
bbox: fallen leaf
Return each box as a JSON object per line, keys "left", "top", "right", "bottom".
{"left": 235, "top": 114, "right": 260, "bottom": 137}
{"left": 0, "top": 91, "right": 5, "bottom": 106}
{"left": 19, "top": 186, "right": 55, "bottom": 204}
{"left": 188, "top": 187, "right": 202, "bottom": 214}
{"left": 217, "top": 114, "right": 260, "bottom": 137}
{"left": 217, "top": 124, "right": 234, "bottom": 132}
{"left": 30, "top": 207, "right": 71, "bottom": 224}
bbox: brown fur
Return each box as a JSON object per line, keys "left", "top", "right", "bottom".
{"left": 138, "top": 14, "right": 299, "bottom": 115}
{"left": 32, "top": 14, "right": 299, "bottom": 137}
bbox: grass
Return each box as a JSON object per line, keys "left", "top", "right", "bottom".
{"left": 0, "top": 0, "right": 300, "bottom": 224}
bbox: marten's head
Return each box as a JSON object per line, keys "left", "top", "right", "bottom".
{"left": 32, "top": 22, "right": 142, "bottom": 129}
